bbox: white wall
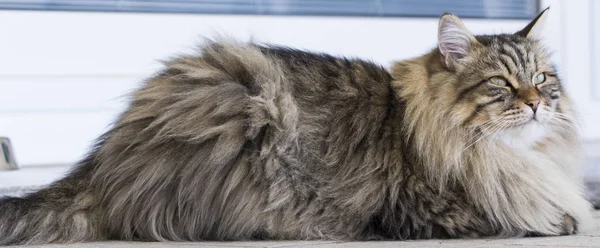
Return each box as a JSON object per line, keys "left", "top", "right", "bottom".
{"left": 556, "top": 0, "right": 600, "bottom": 148}
{"left": 0, "top": 3, "right": 596, "bottom": 166}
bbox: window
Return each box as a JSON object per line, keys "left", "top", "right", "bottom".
{"left": 0, "top": 0, "right": 538, "bottom": 19}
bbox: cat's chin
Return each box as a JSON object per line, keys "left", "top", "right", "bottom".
{"left": 498, "top": 120, "right": 548, "bottom": 149}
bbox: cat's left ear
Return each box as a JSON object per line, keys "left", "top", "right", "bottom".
{"left": 438, "top": 14, "right": 480, "bottom": 70}
{"left": 516, "top": 7, "right": 550, "bottom": 40}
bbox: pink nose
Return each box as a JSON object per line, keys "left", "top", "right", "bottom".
{"left": 526, "top": 99, "right": 540, "bottom": 113}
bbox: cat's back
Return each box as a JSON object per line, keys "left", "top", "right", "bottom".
{"left": 155, "top": 40, "right": 392, "bottom": 103}
{"left": 258, "top": 45, "right": 392, "bottom": 106}
{"left": 135, "top": 40, "right": 395, "bottom": 150}
{"left": 114, "top": 39, "right": 397, "bottom": 175}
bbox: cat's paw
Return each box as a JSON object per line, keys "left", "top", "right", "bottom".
{"left": 559, "top": 214, "right": 578, "bottom": 235}
{"left": 525, "top": 214, "right": 578, "bottom": 237}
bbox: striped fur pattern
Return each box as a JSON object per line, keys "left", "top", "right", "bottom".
{"left": 0, "top": 10, "right": 593, "bottom": 245}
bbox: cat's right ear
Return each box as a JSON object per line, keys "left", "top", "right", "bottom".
{"left": 438, "top": 14, "right": 479, "bottom": 70}
{"left": 515, "top": 7, "right": 549, "bottom": 40}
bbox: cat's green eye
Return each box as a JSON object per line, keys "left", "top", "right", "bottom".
{"left": 535, "top": 73, "right": 546, "bottom": 85}
{"left": 489, "top": 77, "right": 508, "bottom": 87}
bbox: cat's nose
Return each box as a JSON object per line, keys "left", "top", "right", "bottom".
{"left": 526, "top": 99, "right": 540, "bottom": 113}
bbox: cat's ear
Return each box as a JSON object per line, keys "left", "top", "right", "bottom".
{"left": 516, "top": 7, "right": 549, "bottom": 40}
{"left": 438, "top": 13, "right": 479, "bottom": 70}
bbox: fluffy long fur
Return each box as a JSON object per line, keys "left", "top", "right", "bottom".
{"left": 0, "top": 11, "right": 593, "bottom": 245}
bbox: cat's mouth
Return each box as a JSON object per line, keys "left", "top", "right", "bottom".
{"left": 528, "top": 114, "right": 538, "bottom": 123}
{"left": 504, "top": 114, "right": 550, "bottom": 137}
{"left": 517, "top": 115, "right": 539, "bottom": 127}
{"left": 498, "top": 114, "right": 537, "bottom": 128}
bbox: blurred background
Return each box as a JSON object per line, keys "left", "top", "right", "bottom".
{"left": 0, "top": 0, "right": 598, "bottom": 199}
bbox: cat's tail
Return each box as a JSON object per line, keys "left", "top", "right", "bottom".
{"left": 0, "top": 157, "right": 105, "bottom": 245}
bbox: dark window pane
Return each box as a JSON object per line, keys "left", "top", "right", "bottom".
{"left": 0, "top": 0, "right": 539, "bottom": 19}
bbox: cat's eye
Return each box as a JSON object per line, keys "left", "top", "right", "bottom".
{"left": 535, "top": 73, "right": 546, "bottom": 85}
{"left": 489, "top": 76, "right": 508, "bottom": 87}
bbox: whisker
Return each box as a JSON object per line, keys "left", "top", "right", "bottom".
{"left": 548, "top": 112, "right": 581, "bottom": 127}
{"left": 463, "top": 119, "right": 507, "bottom": 152}
{"left": 546, "top": 114, "right": 581, "bottom": 130}
{"left": 485, "top": 120, "right": 510, "bottom": 146}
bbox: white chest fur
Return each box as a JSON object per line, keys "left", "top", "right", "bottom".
{"left": 479, "top": 139, "right": 595, "bottom": 235}
{"left": 499, "top": 121, "right": 548, "bottom": 150}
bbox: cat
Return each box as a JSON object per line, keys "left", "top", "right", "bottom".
{"left": 0, "top": 8, "right": 594, "bottom": 245}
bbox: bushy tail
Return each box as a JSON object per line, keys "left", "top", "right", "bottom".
{"left": 0, "top": 159, "right": 104, "bottom": 245}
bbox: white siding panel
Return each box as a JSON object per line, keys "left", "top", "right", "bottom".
{"left": 0, "top": 111, "right": 118, "bottom": 166}
{"left": 0, "top": 76, "right": 143, "bottom": 112}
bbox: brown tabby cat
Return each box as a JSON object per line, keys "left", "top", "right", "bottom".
{"left": 0, "top": 8, "right": 593, "bottom": 245}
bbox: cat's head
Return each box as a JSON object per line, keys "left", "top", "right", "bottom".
{"left": 437, "top": 8, "right": 571, "bottom": 148}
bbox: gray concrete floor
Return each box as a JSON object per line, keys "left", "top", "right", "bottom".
{"left": 11, "top": 210, "right": 600, "bottom": 248}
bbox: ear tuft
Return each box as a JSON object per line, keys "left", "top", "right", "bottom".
{"left": 438, "top": 14, "right": 478, "bottom": 70}
{"left": 516, "top": 7, "right": 549, "bottom": 40}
